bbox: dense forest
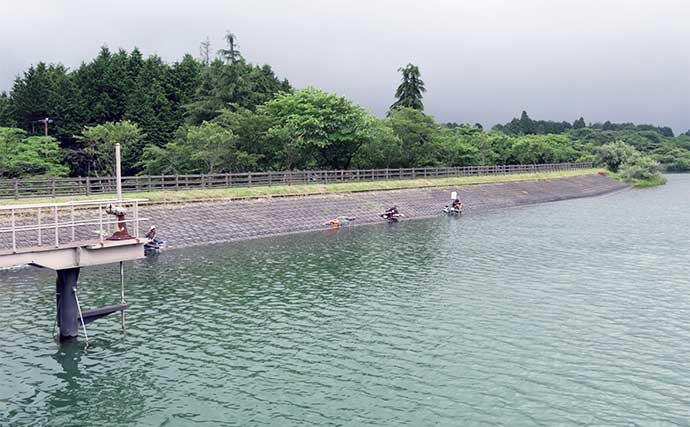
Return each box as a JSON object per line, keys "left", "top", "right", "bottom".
{"left": 1, "top": 33, "right": 689, "bottom": 180}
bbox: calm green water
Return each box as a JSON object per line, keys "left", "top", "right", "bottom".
{"left": 1, "top": 175, "right": 689, "bottom": 426}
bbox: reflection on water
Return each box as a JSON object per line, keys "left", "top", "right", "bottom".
{"left": 1, "top": 175, "right": 689, "bottom": 426}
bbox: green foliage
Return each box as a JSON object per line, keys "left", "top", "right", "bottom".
{"left": 0, "top": 127, "right": 68, "bottom": 177}
{"left": 139, "top": 122, "right": 258, "bottom": 174}
{"left": 619, "top": 155, "right": 662, "bottom": 181}
{"left": 390, "top": 64, "right": 425, "bottom": 111}
{"left": 0, "top": 92, "right": 16, "bottom": 127}
{"left": 185, "top": 59, "right": 290, "bottom": 125}
{"left": 493, "top": 111, "right": 573, "bottom": 135}
{"left": 652, "top": 146, "right": 690, "bottom": 172}
{"left": 595, "top": 140, "right": 665, "bottom": 185}
{"left": 2, "top": 39, "right": 687, "bottom": 180}
{"left": 595, "top": 141, "right": 639, "bottom": 172}
{"left": 351, "top": 118, "right": 403, "bottom": 169}
{"left": 75, "top": 121, "right": 145, "bottom": 176}
{"left": 259, "top": 88, "right": 373, "bottom": 169}
{"left": 217, "top": 31, "right": 242, "bottom": 64}
{"left": 507, "top": 134, "right": 580, "bottom": 164}
{"left": 4, "top": 39, "right": 289, "bottom": 176}
{"left": 387, "top": 107, "right": 439, "bottom": 167}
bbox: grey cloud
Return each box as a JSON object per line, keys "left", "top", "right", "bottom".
{"left": 1, "top": 0, "right": 688, "bottom": 132}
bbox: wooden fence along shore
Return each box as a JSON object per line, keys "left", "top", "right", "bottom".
{"left": 0, "top": 162, "right": 592, "bottom": 199}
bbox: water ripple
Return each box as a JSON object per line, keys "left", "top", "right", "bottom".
{"left": 1, "top": 175, "right": 689, "bottom": 426}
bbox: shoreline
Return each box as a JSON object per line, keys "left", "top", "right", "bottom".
{"left": 0, "top": 174, "right": 629, "bottom": 253}
{"left": 138, "top": 174, "right": 629, "bottom": 250}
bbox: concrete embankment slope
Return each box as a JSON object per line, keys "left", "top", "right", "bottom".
{"left": 141, "top": 174, "right": 627, "bottom": 249}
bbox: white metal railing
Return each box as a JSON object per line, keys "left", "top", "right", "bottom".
{"left": 0, "top": 162, "right": 594, "bottom": 199}
{"left": 0, "top": 199, "right": 148, "bottom": 253}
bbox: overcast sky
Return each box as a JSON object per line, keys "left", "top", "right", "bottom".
{"left": 1, "top": 0, "right": 688, "bottom": 132}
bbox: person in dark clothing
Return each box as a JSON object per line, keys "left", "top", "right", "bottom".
{"left": 384, "top": 205, "right": 399, "bottom": 217}
{"left": 145, "top": 226, "right": 157, "bottom": 240}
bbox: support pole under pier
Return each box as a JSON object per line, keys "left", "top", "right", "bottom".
{"left": 55, "top": 268, "right": 81, "bottom": 341}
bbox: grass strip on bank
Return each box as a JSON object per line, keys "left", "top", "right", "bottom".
{"left": 605, "top": 172, "right": 667, "bottom": 188}
{"left": 1, "top": 168, "right": 603, "bottom": 206}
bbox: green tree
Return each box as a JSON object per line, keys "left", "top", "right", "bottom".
{"left": 507, "top": 134, "right": 579, "bottom": 164}
{"left": 619, "top": 155, "right": 662, "bottom": 181}
{"left": 73, "top": 47, "right": 132, "bottom": 124}
{"left": 139, "top": 122, "right": 258, "bottom": 174}
{"left": 595, "top": 140, "right": 639, "bottom": 172}
{"left": 124, "top": 56, "right": 175, "bottom": 158}
{"left": 186, "top": 59, "right": 290, "bottom": 124}
{"left": 211, "top": 108, "right": 272, "bottom": 169}
{"left": 573, "top": 117, "right": 586, "bottom": 129}
{"left": 0, "top": 127, "right": 68, "bottom": 177}
{"left": 75, "top": 121, "right": 145, "bottom": 176}
{"left": 434, "top": 130, "right": 481, "bottom": 166}
{"left": 259, "top": 88, "right": 373, "bottom": 169}
{"left": 388, "top": 107, "right": 439, "bottom": 167}
{"left": 651, "top": 145, "right": 690, "bottom": 172}
{"left": 351, "top": 118, "right": 403, "bottom": 169}
{"left": 0, "top": 92, "right": 16, "bottom": 127}
{"left": 217, "top": 31, "right": 242, "bottom": 64}
{"left": 390, "top": 63, "right": 425, "bottom": 111}
{"left": 11, "top": 63, "right": 54, "bottom": 131}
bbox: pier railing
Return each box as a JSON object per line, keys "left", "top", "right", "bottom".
{"left": 0, "top": 162, "right": 592, "bottom": 199}
{"left": 0, "top": 199, "right": 148, "bottom": 252}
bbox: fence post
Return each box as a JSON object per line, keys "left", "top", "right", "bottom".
{"left": 14, "top": 179, "right": 18, "bottom": 199}
{"left": 85, "top": 177, "right": 91, "bottom": 195}
{"left": 248, "top": 173, "right": 252, "bottom": 186}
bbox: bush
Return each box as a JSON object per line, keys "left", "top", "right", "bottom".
{"left": 0, "top": 127, "right": 68, "bottom": 178}
{"left": 596, "top": 140, "right": 639, "bottom": 172}
{"left": 619, "top": 155, "right": 662, "bottom": 181}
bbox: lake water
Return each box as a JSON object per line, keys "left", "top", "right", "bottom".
{"left": 1, "top": 175, "right": 689, "bottom": 426}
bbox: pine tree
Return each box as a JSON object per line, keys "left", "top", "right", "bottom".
{"left": 573, "top": 117, "right": 586, "bottom": 129}
{"left": 123, "top": 56, "right": 174, "bottom": 172}
{"left": 390, "top": 63, "right": 426, "bottom": 111}
{"left": 519, "top": 110, "right": 535, "bottom": 134}
{"left": 0, "top": 92, "right": 17, "bottom": 127}
{"left": 217, "top": 31, "right": 242, "bottom": 64}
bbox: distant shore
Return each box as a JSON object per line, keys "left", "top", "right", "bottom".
{"left": 1, "top": 168, "right": 601, "bottom": 207}
{"left": 131, "top": 173, "right": 628, "bottom": 250}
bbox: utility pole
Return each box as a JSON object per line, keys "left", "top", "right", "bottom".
{"left": 115, "top": 143, "right": 123, "bottom": 202}
{"left": 35, "top": 117, "right": 53, "bottom": 136}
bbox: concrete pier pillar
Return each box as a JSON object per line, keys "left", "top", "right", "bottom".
{"left": 55, "top": 268, "right": 81, "bottom": 341}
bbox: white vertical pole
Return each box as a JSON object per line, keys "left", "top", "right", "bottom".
{"left": 70, "top": 204, "right": 75, "bottom": 242}
{"left": 115, "top": 143, "right": 123, "bottom": 203}
{"left": 99, "top": 205, "right": 104, "bottom": 244}
{"left": 11, "top": 209, "right": 16, "bottom": 252}
{"left": 54, "top": 207, "right": 59, "bottom": 247}
{"left": 120, "top": 261, "right": 126, "bottom": 334}
{"left": 37, "top": 208, "right": 42, "bottom": 246}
